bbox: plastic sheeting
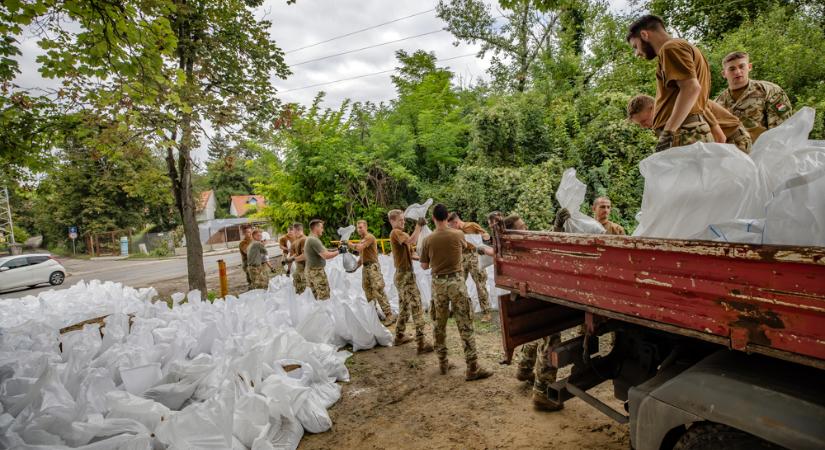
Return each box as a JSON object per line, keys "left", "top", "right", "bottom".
{"left": 634, "top": 107, "right": 825, "bottom": 246}
{"left": 555, "top": 168, "right": 606, "bottom": 234}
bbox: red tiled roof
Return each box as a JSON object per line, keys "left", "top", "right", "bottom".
{"left": 230, "top": 195, "right": 266, "bottom": 216}
{"left": 196, "top": 190, "right": 214, "bottom": 212}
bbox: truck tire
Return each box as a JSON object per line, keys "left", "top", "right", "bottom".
{"left": 673, "top": 423, "right": 782, "bottom": 450}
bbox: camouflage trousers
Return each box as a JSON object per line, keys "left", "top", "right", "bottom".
{"left": 394, "top": 270, "right": 425, "bottom": 340}
{"left": 306, "top": 266, "right": 330, "bottom": 300}
{"left": 242, "top": 260, "right": 251, "bottom": 286}
{"left": 657, "top": 116, "right": 714, "bottom": 150}
{"left": 247, "top": 264, "right": 270, "bottom": 290}
{"left": 271, "top": 258, "right": 286, "bottom": 276}
{"left": 462, "top": 251, "right": 490, "bottom": 313}
{"left": 362, "top": 262, "right": 391, "bottom": 317}
{"left": 293, "top": 263, "right": 307, "bottom": 294}
{"left": 518, "top": 334, "right": 561, "bottom": 397}
{"left": 432, "top": 273, "right": 478, "bottom": 364}
{"left": 728, "top": 125, "right": 753, "bottom": 154}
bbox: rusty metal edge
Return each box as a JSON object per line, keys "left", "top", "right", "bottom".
{"left": 498, "top": 286, "right": 825, "bottom": 372}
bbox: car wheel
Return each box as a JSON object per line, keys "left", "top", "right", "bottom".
{"left": 49, "top": 271, "right": 65, "bottom": 286}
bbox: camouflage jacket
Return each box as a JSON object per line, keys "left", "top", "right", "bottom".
{"left": 715, "top": 80, "right": 793, "bottom": 142}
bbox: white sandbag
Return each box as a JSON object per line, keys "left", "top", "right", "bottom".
{"left": 336, "top": 225, "right": 355, "bottom": 243}
{"left": 633, "top": 143, "right": 762, "bottom": 239}
{"left": 119, "top": 363, "right": 162, "bottom": 395}
{"left": 763, "top": 167, "right": 825, "bottom": 246}
{"left": 105, "top": 390, "right": 170, "bottom": 431}
{"left": 693, "top": 219, "right": 765, "bottom": 244}
{"left": 416, "top": 225, "right": 432, "bottom": 257}
{"left": 555, "top": 168, "right": 606, "bottom": 234}
{"left": 404, "top": 198, "right": 433, "bottom": 220}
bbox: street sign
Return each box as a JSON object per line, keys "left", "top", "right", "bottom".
{"left": 68, "top": 226, "right": 78, "bottom": 240}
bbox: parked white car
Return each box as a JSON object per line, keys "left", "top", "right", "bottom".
{"left": 0, "top": 254, "right": 66, "bottom": 291}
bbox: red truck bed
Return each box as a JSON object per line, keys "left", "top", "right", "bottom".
{"left": 491, "top": 227, "right": 825, "bottom": 370}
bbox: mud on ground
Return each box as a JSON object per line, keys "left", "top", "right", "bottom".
{"left": 301, "top": 316, "right": 630, "bottom": 450}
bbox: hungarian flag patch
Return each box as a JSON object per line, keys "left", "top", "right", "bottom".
{"left": 776, "top": 102, "right": 788, "bottom": 112}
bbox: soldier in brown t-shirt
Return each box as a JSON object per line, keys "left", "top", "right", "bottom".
{"left": 388, "top": 210, "right": 433, "bottom": 353}
{"left": 447, "top": 212, "right": 492, "bottom": 321}
{"left": 351, "top": 220, "right": 394, "bottom": 325}
{"left": 286, "top": 223, "right": 307, "bottom": 294}
{"left": 238, "top": 225, "right": 253, "bottom": 288}
{"left": 420, "top": 203, "right": 492, "bottom": 381}
{"left": 627, "top": 15, "right": 714, "bottom": 151}
{"left": 276, "top": 226, "right": 294, "bottom": 276}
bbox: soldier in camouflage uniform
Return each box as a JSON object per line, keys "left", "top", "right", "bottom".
{"left": 351, "top": 220, "right": 394, "bottom": 325}
{"left": 296, "top": 219, "right": 340, "bottom": 300}
{"left": 420, "top": 203, "right": 493, "bottom": 381}
{"left": 715, "top": 51, "right": 793, "bottom": 142}
{"left": 387, "top": 209, "right": 433, "bottom": 353}
{"left": 288, "top": 223, "right": 308, "bottom": 294}
{"left": 447, "top": 212, "right": 492, "bottom": 321}
{"left": 246, "top": 229, "right": 272, "bottom": 290}
{"left": 626, "top": 15, "right": 714, "bottom": 151}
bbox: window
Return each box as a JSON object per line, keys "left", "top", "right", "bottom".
{"left": 27, "top": 256, "right": 49, "bottom": 265}
{"left": 1, "top": 257, "right": 29, "bottom": 270}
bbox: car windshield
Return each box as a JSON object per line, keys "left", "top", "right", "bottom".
{"left": 1, "top": 257, "right": 29, "bottom": 269}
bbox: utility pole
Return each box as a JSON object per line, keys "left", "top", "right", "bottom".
{"left": 0, "top": 187, "right": 15, "bottom": 245}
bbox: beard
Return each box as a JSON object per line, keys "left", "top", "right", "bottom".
{"left": 641, "top": 39, "right": 657, "bottom": 60}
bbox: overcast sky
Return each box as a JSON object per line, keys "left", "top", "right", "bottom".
{"left": 13, "top": 0, "right": 632, "bottom": 162}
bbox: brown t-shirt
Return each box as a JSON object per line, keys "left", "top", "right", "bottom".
{"left": 239, "top": 238, "right": 252, "bottom": 263}
{"left": 389, "top": 228, "right": 413, "bottom": 272}
{"left": 360, "top": 233, "right": 379, "bottom": 264}
{"left": 601, "top": 220, "right": 626, "bottom": 236}
{"left": 460, "top": 222, "right": 487, "bottom": 253}
{"left": 653, "top": 39, "right": 711, "bottom": 130}
{"left": 291, "top": 236, "right": 307, "bottom": 266}
{"left": 278, "top": 234, "right": 292, "bottom": 251}
{"left": 704, "top": 100, "right": 742, "bottom": 138}
{"left": 420, "top": 228, "right": 467, "bottom": 276}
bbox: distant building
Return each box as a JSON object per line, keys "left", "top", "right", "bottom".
{"left": 195, "top": 190, "right": 216, "bottom": 222}
{"left": 229, "top": 195, "right": 266, "bottom": 217}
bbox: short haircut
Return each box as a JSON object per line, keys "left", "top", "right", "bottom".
{"left": 433, "top": 203, "right": 449, "bottom": 221}
{"left": 387, "top": 209, "right": 404, "bottom": 221}
{"left": 356, "top": 219, "right": 367, "bottom": 226}
{"left": 627, "top": 94, "right": 654, "bottom": 118}
{"left": 503, "top": 214, "right": 522, "bottom": 229}
{"left": 626, "top": 15, "right": 666, "bottom": 42}
{"left": 723, "top": 51, "right": 749, "bottom": 66}
{"left": 241, "top": 224, "right": 252, "bottom": 231}
{"left": 286, "top": 224, "right": 294, "bottom": 231}
{"left": 252, "top": 228, "right": 262, "bottom": 236}
{"left": 592, "top": 196, "right": 611, "bottom": 207}
{"left": 447, "top": 212, "right": 460, "bottom": 222}
{"left": 309, "top": 219, "right": 323, "bottom": 230}
{"left": 292, "top": 222, "right": 303, "bottom": 230}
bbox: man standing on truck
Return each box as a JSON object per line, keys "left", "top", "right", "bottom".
{"left": 388, "top": 210, "right": 434, "bottom": 353}
{"left": 628, "top": 94, "right": 752, "bottom": 153}
{"left": 420, "top": 203, "right": 493, "bottom": 381}
{"left": 287, "top": 223, "right": 308, "bottom": 295}
{"left": 715, "top": 51, "right": 793, "bottom": 142}
{"left": 295, "top": 219, "right": 340, "bottom": 300}
{"left": 447, "top": 212, "right": 493, "bottom": 321}
{"left": 350, "top": 220, "right": 394, "bottom": 325}
{"left": 627, "top": 15, "right": 714, "bottom": 151}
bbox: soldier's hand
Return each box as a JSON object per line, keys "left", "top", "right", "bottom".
{"left": 338, "top": 245, "right": 348, "bottom": 254}
{"left": 553, "top": 208, "right": 570, "bottom": 232}
{"left": 655, "top": 130, "right": 675, "bottom": 152}
{"left": 417, "top": 217, "right": 427, "bottom": 227}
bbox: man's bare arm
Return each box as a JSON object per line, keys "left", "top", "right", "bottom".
{"left": 665, "top": 78, "right": 701, "bottom": 132}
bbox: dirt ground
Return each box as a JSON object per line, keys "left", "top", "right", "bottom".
{"left": 300, "top": 316, "right": 630, "bottom": 450}
{"left": 150, "top": 267, "right": 629, "bottom": 449}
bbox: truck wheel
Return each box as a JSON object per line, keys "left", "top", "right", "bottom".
{"left": 673, "top": 423, "right": 781, "bottom": 450}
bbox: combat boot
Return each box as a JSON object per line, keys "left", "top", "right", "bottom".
{"left": 394, "top": 334, "right": 413, "bottom": 346}
{"left": 532, "top": 390, "right": 563, "bottom": 411}
{"left": 417, "top": 339, "right": 434, "bottom": 355}
{"left": 515, "top": 366, "right": 535, "bottom": 383}
{"left": 465, "top": 361, "right": 493, "bottom": 381}
{"left": 439, "top": 358, "right": 455, "bottom": 375}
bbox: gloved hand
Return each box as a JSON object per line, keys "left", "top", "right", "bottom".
{"left": 553, "top": 208, "right": 571, "bottom": 232}
{"left": 655, "top": 130, "right": 675, "bottom": 152}
{"left": 338, "top": 245, "right": 348, "bottom": 254}
{"left": 417, "top": 217, "right": 427, "bottom": 227}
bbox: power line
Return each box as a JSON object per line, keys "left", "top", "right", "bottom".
{"left": 284, "top": 8, "right": 436, "bottom": 54}
{"left": 278, "top": 52, "right": 479, "bottom": 93}
{"left": 290, "top": 29, "right": 445, "bottom": 67}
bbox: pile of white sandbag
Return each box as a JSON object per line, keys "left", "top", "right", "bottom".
{"left": 0, "top": 276, "right": 396, "bottom": 449}
{"left": 633, "top": 107, "right": 825, "bottom": 246}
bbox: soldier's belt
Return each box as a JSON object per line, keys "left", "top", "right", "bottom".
{"left": 654, "top": 114, "right": 706, "bottom": 137}
{"left": 363, "top": 261, "right": 377, "bottom": 266}
{"left": 433, "top": 271, "right": 462, "bottom": 280}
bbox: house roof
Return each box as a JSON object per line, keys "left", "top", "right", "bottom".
{"left": 196, "top": 190, "right": 214, "bottom": 212}
{"left": 230, "top": 195, "right": 266, "bottom": 216}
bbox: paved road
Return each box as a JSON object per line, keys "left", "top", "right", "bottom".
{"left": 0, "top": 248, "right": 281, "bottom": 299}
